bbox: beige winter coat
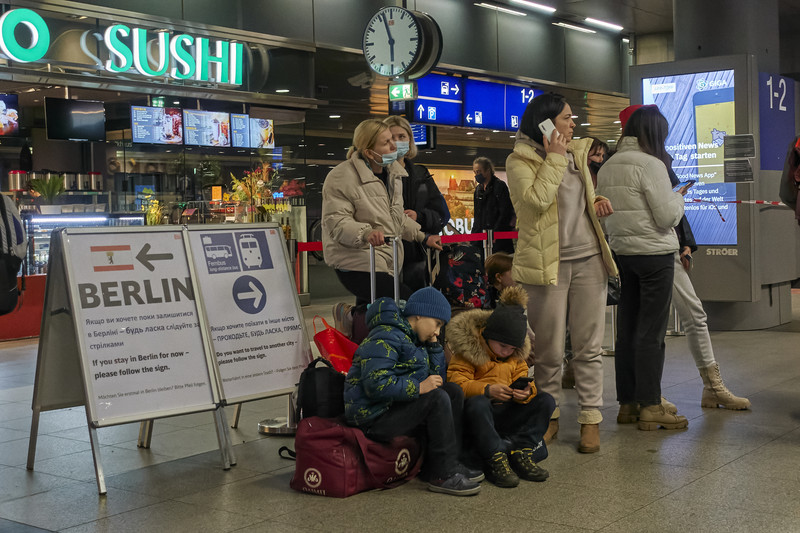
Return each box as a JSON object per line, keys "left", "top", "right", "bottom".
{"left": 506, "top": 135, "right": 617, "bottom": 286}
{"left": 322, "top": 155, "right": 425, "bottom": 273}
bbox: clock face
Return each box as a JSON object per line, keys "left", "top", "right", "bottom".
{"left": 363, "top": 7, "right": 421, "bottom": 77}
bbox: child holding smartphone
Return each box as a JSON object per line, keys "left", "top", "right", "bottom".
{"left": 446, "top": 286, "right": 555, "bottom": 488}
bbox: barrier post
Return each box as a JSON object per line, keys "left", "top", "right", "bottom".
{"left": 485, "top": 229, "right": 493, "bottom": 257}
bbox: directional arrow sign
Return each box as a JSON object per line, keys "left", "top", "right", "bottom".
{"left": 389, "top": 82, "right": 417, "bottom": 102}
{"left": 232, "top": 275, "right": 267, "bottom": 314}
{"left": 136, "top": 243, "right": 173, "bottom": 271}
{"left": 417, "top": 104, "right": 425, "bottom": 119}
{"left": 239, "top": 281, "right": 263, "bottom": 308}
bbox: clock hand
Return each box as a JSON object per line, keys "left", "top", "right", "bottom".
{"left": 383, "top": 14, "right": 395, "bottom": 62}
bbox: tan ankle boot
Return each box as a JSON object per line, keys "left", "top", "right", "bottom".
{"left": 699, "top": 363, "right": 751, "bottom": 410}
{"left": 617, "top": 403, "right": 639, "bottom": 424}
{"left": 543, "top": 419, "right": 559, "bottom": 444}
{"left": 661, "top": 396, "right": 678, "bottom": 414}
{"left": 578, "top": 424, "right": 600, "bottom": 453}
{"left": 638, "top": 404, "right": 688, "bottom": 431}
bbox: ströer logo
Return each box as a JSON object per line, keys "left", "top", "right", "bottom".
{"left": 395, "top": 448, "right": 411, "bottom": 475}
{"left": 304, "top": 468, "right": 322, "bottom": 488}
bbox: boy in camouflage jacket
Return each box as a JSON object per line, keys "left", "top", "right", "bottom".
{"left": 344, "top": 287, "right": 481, "bottom": 496}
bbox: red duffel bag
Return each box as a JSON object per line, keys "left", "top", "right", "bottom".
{"left": 290, "top": 416, "right": 423, "bottom": 498}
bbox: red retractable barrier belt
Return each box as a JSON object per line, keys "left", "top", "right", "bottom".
{"left": 440, "top": 233, "right": 487, "bottom": 244}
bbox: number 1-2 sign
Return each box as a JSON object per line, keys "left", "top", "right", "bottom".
{"left": 759, "top": 72, "right": 795, "bottom": 171}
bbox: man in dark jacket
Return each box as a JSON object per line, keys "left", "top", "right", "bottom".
{"left": 472, "top": 157, "right": 515, "bottom": 254}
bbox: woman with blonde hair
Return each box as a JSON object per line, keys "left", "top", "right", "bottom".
{"left": 383, "top": 115, "right": 450, "bottom": 290}
{"left": 323, "top": 119, "right": 442, "bottom": 336}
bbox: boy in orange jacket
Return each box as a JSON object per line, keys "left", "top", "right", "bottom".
{"left": 447, "top": 286, "right": 555, "bottom": 488}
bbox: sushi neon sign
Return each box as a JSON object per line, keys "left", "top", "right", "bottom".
{"left": 0, "top": 8, "right": 245, "bottom": 86}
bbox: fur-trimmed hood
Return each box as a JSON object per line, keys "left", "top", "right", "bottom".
{"left": 446, "top": 285, "right": 531, "bottom": 366}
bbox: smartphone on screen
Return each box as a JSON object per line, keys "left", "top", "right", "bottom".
{"left": 538, "top": 119, "right": 556, "bottom": 142}
{"left": 693, "top": 87, "right": 735, "bottom": 184}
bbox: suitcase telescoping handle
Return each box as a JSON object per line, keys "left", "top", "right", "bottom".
{"left": 369, "top": 235, "right": 400, "bottom": 303}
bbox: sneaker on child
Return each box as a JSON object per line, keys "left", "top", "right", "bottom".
{"left": 427, "top": 472, "right": 481, "bottom": 496}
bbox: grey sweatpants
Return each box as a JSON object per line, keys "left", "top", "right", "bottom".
{"left": 522, "top": 254, "right": 608, "bottom": 422}
{"left": 671, "top": 253, "right": 715, "bottom": 368}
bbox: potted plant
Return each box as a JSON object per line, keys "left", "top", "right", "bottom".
{"left": 29, "top": 175, "right": 65, "bottom": 214}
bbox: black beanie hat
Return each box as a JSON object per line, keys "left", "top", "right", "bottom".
{"left": 482, "top": 302, "right": 527, "bottom": 349}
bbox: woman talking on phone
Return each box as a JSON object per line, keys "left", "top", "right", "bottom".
{"left": 506, "top": 92, "right": 618, "bottom": 454}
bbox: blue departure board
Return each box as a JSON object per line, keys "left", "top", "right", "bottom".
{"left": 463, "top": 79, "right": 505, "bottom": 130}
{"left": 409, "top": 74, "right": 542, "bottom": 131}
{"left": 506, "top": 85, "right": 541, "bottom": 131}
{"left": 413, "top": 74, "right": 463, "bottom": 126}
{"left": 463, "top": 79, "right": 542, "bottom": 131}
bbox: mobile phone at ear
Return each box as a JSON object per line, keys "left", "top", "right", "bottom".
{"left": 538, "top": 119, "right": 556, "bottom": 142}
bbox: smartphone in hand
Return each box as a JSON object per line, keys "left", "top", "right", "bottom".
{"left": 538, "top": 119, "right": 556, "bottom": 142}
{"left": 510, "top": 377, "right": 534, "bottom": 390}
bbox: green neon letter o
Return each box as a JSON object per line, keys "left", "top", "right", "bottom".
{"left": 0, "top": 9, "right": 50, "bottom": 63}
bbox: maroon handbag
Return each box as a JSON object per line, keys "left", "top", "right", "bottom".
{"left": 290, "top": 416, "right": 423, "bottom": 498}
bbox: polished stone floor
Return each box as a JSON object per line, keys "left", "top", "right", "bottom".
{"left": 0, "top": 293, "right": 799, "bottom": 532}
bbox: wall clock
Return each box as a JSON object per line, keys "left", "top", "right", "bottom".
{"left": 362, "top": 7, "right": 422, "bottom": 78}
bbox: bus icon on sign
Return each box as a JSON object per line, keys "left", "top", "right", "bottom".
{"left": 238, "top": 233, "right": 262, "bottom": 268}
{"left": 205, "top": 244, "right": 232, "bottom": 259}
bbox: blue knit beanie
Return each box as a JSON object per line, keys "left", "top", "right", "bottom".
{"left": 403, "top": 287, "right": 451, "bottom": 323}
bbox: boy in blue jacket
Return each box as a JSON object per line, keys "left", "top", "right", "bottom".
{"left": 344, "top": 287, "right": 481, "bottom": 496}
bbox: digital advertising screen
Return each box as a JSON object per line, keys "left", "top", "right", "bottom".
{"left": 642, "top": 70, "right": 737, "bottom": 245}
{"left": 131, "top": 106, "right": 183, "bottom": 144}
{"left": 249, "top": 118, "right": 274, "bottom": 149}
{"left": 183, "top": 110, "right": 231, "bottom": 147}
{"left": 45, "top": 98, "right": 106, "bottom": 142}
{"left": 231, "top": 113, "right": 250, "bottom": 148}
{"left": 0, "top": 94, "right": 20, "bottom": 136}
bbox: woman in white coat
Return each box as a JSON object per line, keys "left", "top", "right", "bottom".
{"left": 596, "top": 105, "right": 692, "bottom": 431}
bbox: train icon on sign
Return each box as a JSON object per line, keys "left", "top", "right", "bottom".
{"left": 238, "top": 233, "right": 262, "bottom": 268}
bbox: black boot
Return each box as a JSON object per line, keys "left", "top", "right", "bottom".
{"left": 484, "top": 452, "right": 519, "bottom": 488}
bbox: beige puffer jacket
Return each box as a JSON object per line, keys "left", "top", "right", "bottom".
{"left": 506, "top": 134, "right": 617, "bottom": 286}
{"left": 322, "top": 155, "right": 425, "bottom": 273}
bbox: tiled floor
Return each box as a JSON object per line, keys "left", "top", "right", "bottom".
{"left": 1, "top": 293, "right": 799, "bottom": 532}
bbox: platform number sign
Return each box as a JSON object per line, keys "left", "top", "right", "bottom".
{"left": 759, "top": 73, "right": 795, "bottom": 171}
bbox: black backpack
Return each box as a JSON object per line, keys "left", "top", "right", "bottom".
{"left": 295, "top": 357, "right": 345, "bottom": 421}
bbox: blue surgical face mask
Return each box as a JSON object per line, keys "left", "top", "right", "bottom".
{"left": 370, "top": 149, "right": 397, "bottom": 167}
{"left": 395, "top": 141, "right": 410, "bottom": 158}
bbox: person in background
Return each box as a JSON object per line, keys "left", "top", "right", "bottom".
{"left": 384, "top": 116, "right": 450, "bottom": 291}
{"left": 506, "top": 92, "right": 617, "bottom": 454}
{"left": 447, "top": 286, "right": 554, "bottom": 488}
{"left": 587, "top": 137, "right": 610, "bottom": 188}
{"left": 485, "top": 252, "right": 535, "bottom": 368}
{"left": 472, "top": 156, "right": 516, "bottom": 254}
{"left": 323, "top": 119, "right": 442, "bottom": 337}
{"left": 344, "top": 287, "right": 482, "bottom": 496}
{"left": 596, "top": 105, "right": 691, "bottom": 431}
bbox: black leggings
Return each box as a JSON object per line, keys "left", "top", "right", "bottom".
{"left": 335, "top": 269, "right": 413, "bottom": 306}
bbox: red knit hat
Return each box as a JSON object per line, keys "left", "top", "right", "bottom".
{"left": 619, "top": 104, "right": 658, "bottom": 128}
